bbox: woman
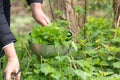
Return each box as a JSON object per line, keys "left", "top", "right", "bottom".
{"left": 0, "top": 0, "right": 50, "bottom": 80}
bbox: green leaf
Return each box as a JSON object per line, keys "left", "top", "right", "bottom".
{"left": 100, "top": 61, "right": 109, "bottom": 66}
{"left": 34, "top": 69, "right": 40, "bottom": 74}
{"left": 107, "top": 56, "right": 115, "bottom": 61}
{"left": 40, "top": 63, "right": 55, "bottom": 75}
{"left": 74, "top": 70, "right": 91, "bottom": 80}
{"left": 112, "top": 37, "right": 120, "bottom": 43}
{"left": 50, "top": 71, "right": 61, "bottom": 80}
{"left": 113, "top": 61, "right": 120, "bottom": 69}
{"left": 71, "top": 41, "right": 78, "bottom": 51}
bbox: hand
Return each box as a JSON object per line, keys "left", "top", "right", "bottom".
{"left": 4, "top": 43, "right": 20, "bottom": 80}
{"left": 4, "top": 58, "right": 20, "bottom": 80}
{"left": 31, "top": 3, "right": 50, "bottom": 26}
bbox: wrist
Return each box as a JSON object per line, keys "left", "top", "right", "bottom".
{"left": 8, "top": 57, "right": 19, "bottom": 63}
{"left": 4, "top": 43, "right": 18, "bottom": 60}
{"left": 30, "top": 3, "right": 42, "bottom": 9}
{"left": 8, "top": 55, "right": 18, "bottom": 61}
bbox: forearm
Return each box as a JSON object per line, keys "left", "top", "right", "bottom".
{"left": 4, "top": 43, "right": 18, "bottom": 60}
{"left": 4, "top": 43, "right": 20, "bottom": 80}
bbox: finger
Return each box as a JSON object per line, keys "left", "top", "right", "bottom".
{"left": 16, "top": 72, "right": 21, "bottom": 80}
{"left": 38, "top": 18, "right": 48, "bottom": 26}
{"left": 41, "top": 17, "right": 50, "bottom": 26}
{"left": 45, "top": 17, "right": 51, "bottom": 24}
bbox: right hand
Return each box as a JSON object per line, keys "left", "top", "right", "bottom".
{"left": 30, "top": 3, "right": 50, "bottom": 26}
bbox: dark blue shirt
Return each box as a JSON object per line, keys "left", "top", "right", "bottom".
{"left": 0, "top": 0, "right": 43, "bottom": 57}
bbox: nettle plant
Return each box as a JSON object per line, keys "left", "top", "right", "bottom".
{"left": 30, "top": 20, "right": 72, "bottom": 47}
{"left": 18, "top": 16, "right": 120, "bottom": 80}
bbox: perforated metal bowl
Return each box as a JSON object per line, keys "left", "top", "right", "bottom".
{"left": 29, "top": 30, "right": 73, "bottom": 58}
{"left": 29, "top": 41, "right": 70, "bottom": 58}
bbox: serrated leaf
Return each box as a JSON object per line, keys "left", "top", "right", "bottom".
{"left": 107, "top": 56, "right": 115, "bottom": 61}
{"left": 113, "top": 61, "right": 120, "bottom": 69}
{"left": 100, "top": 61, "right": 109, "bottom": 66}
{"left": 74, "top": 69, "right": 91, "bottom": 80}
{"left": 112, "top": 37, "right": 120, "bottom": 43}
{"left": 40, "top": 63, "right": 55, "bottom": 75}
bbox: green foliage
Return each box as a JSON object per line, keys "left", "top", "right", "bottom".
{"left": 75, "top": 6, "right": 85, "bottom": 15}
{"left": 88, "top": 0, "right": 113, "bottom": 18}
{"left": 30, "top": 20, "right": 72, "bottom": 47}
{"left": 73, "top": 16, "right": 120, "bottom": 79}
{"left": 1, "top": 16, "right": 120, "bottom": 80}
{"left": 4, "top": 17, "right": 119, "bottom": 80}
{"left": 0, "top": 0, "right": 117, "bottom": 80}
{"left": 89, "top": 0, "right": 113, "bottom": 10}
{"left": 55, "top": 10, "right": 63, "bottom": 17}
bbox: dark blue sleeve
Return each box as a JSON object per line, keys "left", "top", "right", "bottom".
{"left": 0, "top": 1, "right": 16, "bottom": 47}
{"left": 26, "top": 0, "right": 43, "bottom": 5}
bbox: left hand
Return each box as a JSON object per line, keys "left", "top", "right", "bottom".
{"left": 4, "top": 43, "right": 20, "bottom": 80}
{"left": 4, "top": 57, "right": 20, "bottom": 80}
{"left": 30, "top": 3, "right": 50, "bottom": 26}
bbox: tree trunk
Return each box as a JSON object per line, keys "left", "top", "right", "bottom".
{"left": 113, "top": 0, "right": 120, "bottom": 28}
{"left": 113, "top": 0, "right": 120, "bottom": 38}
{"left": 47, "top": 0, "right": 87, "bottom": 36}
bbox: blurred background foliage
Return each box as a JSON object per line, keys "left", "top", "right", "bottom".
{"left": 10, "top": 0, "right": 114, "bottom": 37}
